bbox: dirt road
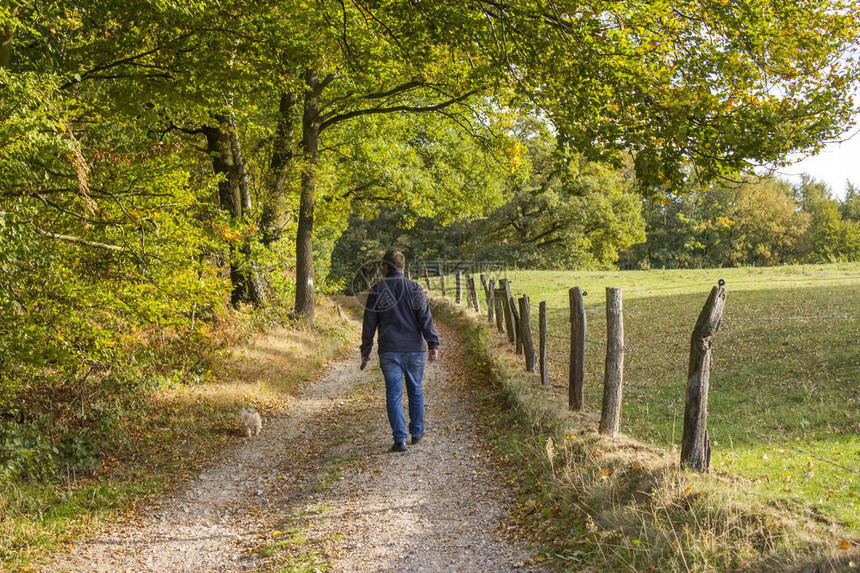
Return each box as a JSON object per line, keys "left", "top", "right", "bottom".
{"left": 46, "top": 322, "right": 543, "bottom": 572}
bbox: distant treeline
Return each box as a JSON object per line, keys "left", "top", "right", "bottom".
{"left": 331, "top": 173, "right": 860, "bottom": 280}
{"left": 621, "top": 176, "right": 860, "bottom": 269}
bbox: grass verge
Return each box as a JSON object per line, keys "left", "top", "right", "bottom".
{"left": 433, "top": 297, "right": 860, "bottom": 572}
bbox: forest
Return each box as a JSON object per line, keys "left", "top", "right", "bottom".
{"left": 1, "top": 0, "right": 859, "bottom": 514}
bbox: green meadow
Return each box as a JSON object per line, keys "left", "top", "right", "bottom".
{"left": 470, "top": 263, "right": 860, "bottom": 532}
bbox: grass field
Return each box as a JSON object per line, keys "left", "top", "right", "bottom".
{"left": 443, "top": 263, "right": 860, "bottom": 534}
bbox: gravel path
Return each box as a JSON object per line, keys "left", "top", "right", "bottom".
{"left": 46, "top": 323, "right": 544, "bottom": 572}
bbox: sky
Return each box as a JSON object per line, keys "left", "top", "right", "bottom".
{"left": 775, "top": 126, "right": 860, "bottom": 200}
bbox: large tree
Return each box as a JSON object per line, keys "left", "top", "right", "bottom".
{"left": 466, "top": 117, "right": 647, "bottom": 268}
{"left": 3, "top": 0, "right": 858, "bottom": 326}
{"left": 622, "top": 177, "right": 811, "bottom": 268}
{"left": 276, "top": 0, "right": 859, "bottom": 319}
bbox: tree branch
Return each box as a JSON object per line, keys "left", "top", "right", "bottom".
{"left": 320, "top": 89, "right": 479, "bottom": 132}
{"left": 59, "top": 31, "right": 195, "bottom": 90}
{"left": 37, "top": 229, "right": 126, "bottom": 252}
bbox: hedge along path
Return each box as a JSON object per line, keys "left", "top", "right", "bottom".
{"left": 46, "top": 318, "right": 543, "bottom": 572}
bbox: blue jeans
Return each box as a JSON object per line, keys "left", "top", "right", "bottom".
{"left": 379, "top": 352, "right": 426, "bottom": 443}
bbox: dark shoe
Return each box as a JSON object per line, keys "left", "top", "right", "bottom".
{"left": 390, "top": 441, "right": 407, "bottom": 453}
{"left": 411, "top": 434, "right": 424, "bottom": 445}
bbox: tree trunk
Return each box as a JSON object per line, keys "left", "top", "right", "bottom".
{"left": 0, "top": 6, "right": 15, "bottom": 71}
{"left": 294, "top": 70, "right": 325, "bottom": 324}
{"left": 227, "top": 113, "right": 252, "bottom": 213}
{"left": 260, "top": 91, "right": 297, "bottom": 246}
{"left": 203, "top": 123, "right": 242, "bottom": 219}
{"left": 202, "top": 122, "right": 265, "bottom": 306}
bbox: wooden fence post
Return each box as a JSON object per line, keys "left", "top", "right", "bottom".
{"left": 466, "top": 275, "right": 473, "bottom": 311}
{"left": 456, "top": 272, "right": 463, "bottom": 304}
{"left": 423, "top": 263, "right": 431, "bottom": 290}
{"left": 519, "top": 296, "right": 537, "bottom": 372}
{"left": 511, "top": 293, "right": 522, "bottom": 355}
{"left": 440, "top": 270, "right": 447, "bottom": 297}
{"left": 469, "top": 276, "right": 481, "bottom": 313}
{"left": 500, "top": 280, "right": 517, "bottom": 346}
{"left": 599, "top": 288, "right": 624, "bottom": 437}
{"left": 487, "top": 278, "right": 496, "bottom": 324}
{"left": 494, "top": 289, "right": 506, "bottom": 333}
{"left": 569, "top": 287, "right": 586, "bottom": 411}
{"left": 681, "top": 281, "right": 727, "bottom": 472}
{"left": 539, "top": 301, "right": 549, "bottom": 387}
{"left": 466, "top": 275, "right": 473, "bottom": 308}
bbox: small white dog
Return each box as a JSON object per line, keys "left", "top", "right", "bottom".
{"left": 240, "top": 407, "right": 262, "bottom": 438}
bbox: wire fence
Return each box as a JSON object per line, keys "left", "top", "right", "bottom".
{"left": 424, "top": 269, "right": 860, "bottom": 482}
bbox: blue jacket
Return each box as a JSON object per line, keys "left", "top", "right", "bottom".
{"left": 361, "top": 269, "right": 439, "bottom": 357}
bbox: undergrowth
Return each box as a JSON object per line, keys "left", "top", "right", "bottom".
{"left": 434, "top": 299, "right": 860, "bottom": 572}
{"left": 0, "top": 297, "right": 353, "bottom": 571}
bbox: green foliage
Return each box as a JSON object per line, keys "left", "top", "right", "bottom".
{"left": 794, "top": 176, "right": 860, "bottom": 262}
{"left": 331, "top": 117, "right": 647, "bottom": 272}
{"left": 841, "top": 183, "right": 860, "bottom": 222}
{"left": 622, "top": 175, "right": 860, "bottom": 269}
{"left": 508, "top": 0, "right": 860, "bottom": 188}
{"left": 328, "top": 111, "right": 515, "bottom": 285}
{"left": 334, "top": 112, "right": 513, "bottom": 225}
{"left": 466, "top": 120, "right": 647, "bottom": 268}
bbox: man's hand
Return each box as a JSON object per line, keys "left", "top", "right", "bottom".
{"left": 428, "top": 348, "right": 439, "bottom": 362}
{"left": 360, "top": 355, "right": 370, "bottom": 370}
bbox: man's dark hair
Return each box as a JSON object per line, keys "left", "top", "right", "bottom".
{"left": 383, "top": 250, "right": 406, "bottom": 270}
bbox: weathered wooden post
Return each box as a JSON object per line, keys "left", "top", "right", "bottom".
{"left": 465, "top": 275, "right": 473, "bottom": 309}
{"left": 467, "top": 276, "right": 474, "bottom": 308}
{"left": 456, "top": 271, "right": 463, "bottom": 304}
{"left": 681, "top": 280, "right": 727, "bottom": 472}
{"left": 440, "top": 268, "right": 447, "bottom": 297}
{"left": 511, "top": 293, "right": 522, "bottom": 355}
{"left": 500, "top": 279, "right": 517, "bottom": 346}
{"left": 599, "top": 288, "right": 624, "bottom": 438}
{"left": 469, "top": 276, "right": 481, "bottom": 313}
{"left": 423, "top": 263, "right": 431, "bottom": 290}
{"left": 487, "top": 278, "right": 496, "bottom": 324}
{"left": 519, "top": 296, "right": 537, "bottom": 372}
{"left": 539, "top": 301, "right": 549, "bottom": 387}
{"left": 569, "top": 287, "right": 586, "bottom": 411}
{"left": 480, "top": 274, "right": 489, "bottom": 300}
{"left": 494, "top": 289, "right": 506, "bottom": 333}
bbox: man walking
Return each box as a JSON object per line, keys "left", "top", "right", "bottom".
{"left": 361, "top": 251, "right": 439, "bottom": 452}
